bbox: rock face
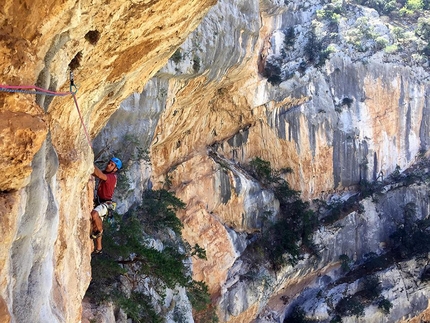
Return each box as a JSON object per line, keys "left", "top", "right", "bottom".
{"left": 216, "top": 180, "right": 430, "bottom": 323}
{"left": 2, "top": 0, "right": 430, "bottom": 322}
{"left": 98, "top": 0, "right": 430, "bottom": 322}
{"left": 0, "top": 1, "right": 215, "bottom": 322}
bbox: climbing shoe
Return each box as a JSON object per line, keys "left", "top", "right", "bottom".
{"left": 92, "top": 249, "right": 103, "bottom": 256}
{"left": 90, "top": 230, "right": 103, "bottom": 239}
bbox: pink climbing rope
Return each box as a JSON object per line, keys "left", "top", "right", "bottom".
{"left": 0, "top": 84, "right": 71, "bottom": 96}
{"left": 0, "top": 83, "right": 93, "bottom": 148}
{"left": 71, "top": 91, "right": 93, "bottom": 148}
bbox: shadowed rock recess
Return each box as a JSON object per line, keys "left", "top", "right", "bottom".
{"left": 2, "top": 0, "right": 430, "bottom": 322}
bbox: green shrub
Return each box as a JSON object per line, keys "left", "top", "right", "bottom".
{"left": 358, "top": 179, "right": 381, "bottom": 198}
{"left": 171, "top": 49, "right": 182, "bottom": 64}
{"left": 284, "top": 305, "right": 307, "bottom": 323}
{"left": 137, "top": 189, "right": 185, "bottom": 235}
{"left": 247, "top": 158, "right": 317, "bottom": 270}
{"left": 194, "top": 305, "right": 220, "bottom": 323}
{"left": 378, "top": 298, "right": 393, "bottom": 314}
{"left": 86, "top": 256, "right": 127, "bottom": 303}
{"left": 335, "top": 295, "right": 365, "bottom": 317}
{"left": 86, "top": 189, "right": 214, "bottom": 321}
{"left": 186, "top": 280, "right": 211, "bottom": 312}
{"left": 392, "top": 27, "right": 406, "bottom": 41}
{"left": 405, "top": 0, "right": 424, "bottom": 10}
{"left": 361, "top": 275, "right": 382, "bottom": 301}
{"left": 333, "top": 274, "right": 389, "bottom": 319}
{"left": 354, "top": 0, "right": 398, "bottom": 15}
{"left": 375, "top": 36, "right": 389, "bottom": 50}
{"left": 189, "top": 243, "right": 207, "bottom": 260}
{"left": 283, "top": 27, "right": 296, "bottom": 50}
{"left": 384, "top": 44, "right": 398, "bottom": 53}
{"left": 316, "top": 3, "right": 343, "bottom": 24}
{"left": 347, "top": 17, "right": 377, "bottom": 52}
{"left": 284, "top": 305, "right": 325, "bottom": 323}
{"left": 317, "top": 46, "right": 335, "bottom": 67}
{"left": 339, "top": 254, "right": 351, "bottom": 272}
{"left": 192, "top": 55, "right": 201, "bottom": 72}
{"left": 250, "top": 157, "right": 273, "bottom": 183}
{"left": 330, "top": 315, "right": 342, "bottom": 323}
{"left": 389, "top": 202, "right": 430, "bottom": 259}
{"left": 263, "top": 59, "right": 283, "bottom": 85}
{"left": 304, "top": 30, "right": 323, "bottom": 64}
{"left": 116, "top": 291, "right": 162, "bottom": 323}
{"left": 116, "top": 172, "right": 131, "bottom": 196}
{"left": 261, "top": 214, "right": 302, "bottom": 269}
{"left": 416, "top": 18, "right": 430, "bottom": 57}
{"left": 390, "top": 165, "right": 402, "bottom": 182}
{"left": 320, "top": 196, "right": 361, "bottom": 225}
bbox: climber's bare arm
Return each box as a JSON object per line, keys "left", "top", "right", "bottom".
{"left": 92, "top": 166, "right": 107, "bottom": 181}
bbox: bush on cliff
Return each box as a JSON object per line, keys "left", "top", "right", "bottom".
{"left": 86, "top": 189, "right": 213, "bottom": 322}
{"left": 353, "top": 0, "right": 398, "bottom": 15}
{"left": 247, "top": 158, "right": 318, "bottom": 271}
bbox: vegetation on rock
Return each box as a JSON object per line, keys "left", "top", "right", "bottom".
{"left": 244, "top": 157, "right": 318, "bottom": 270}
{"left": 86, "top": 189, "right": 215, "bottom": 322}
{"left": 262, "top": 0, "right": 430, "bottom": 85}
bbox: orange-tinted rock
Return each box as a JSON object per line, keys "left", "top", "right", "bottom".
{"left": 0, "top": 1, "right": 217, "bottom": 322}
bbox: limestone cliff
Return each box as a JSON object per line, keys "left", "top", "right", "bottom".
{"left": 0, "top": 0, "right": 215, "bottom": 322}
{"left": 97, "top": 0, "right": 430, "bottom": 322}
{"left": 3, "top": 0, "right": 430, "bottom": 322}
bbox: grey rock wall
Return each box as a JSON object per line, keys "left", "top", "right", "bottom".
{"left": 218, "top": 181, "right": 430, "bottom": 323}
{"left": 94, "top": 0, "right": 430, "bottom": 322}
{"left": 93, "top": 78, "right": 167, "bottom": 212}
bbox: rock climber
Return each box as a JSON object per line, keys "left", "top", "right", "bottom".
{"left": 90, "top": 157, "right": 122, "bottom": 255}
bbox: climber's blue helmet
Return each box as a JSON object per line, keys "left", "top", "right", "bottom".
{"left": 111, "top": 157, "right": 122, "bottom": 170}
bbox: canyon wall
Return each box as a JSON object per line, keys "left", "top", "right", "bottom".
{"left": 2, "top": 0, "right": 430, "bottom": 322}
{"left": 0, "top": 0, "right": 215, "bottom": 322}
{"left": 97, "top": 0, "right": 430, "bottom": 322}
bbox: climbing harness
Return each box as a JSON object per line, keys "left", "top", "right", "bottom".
{"left": 93, "top": 199, "right": 116, "bottom": 222}
{"left": 0, "top": 71, "right": 92, "bottom": 148}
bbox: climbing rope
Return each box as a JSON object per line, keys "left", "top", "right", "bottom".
{"left": 68, "top": 71, "right": 92, "bottom": 148}
{"left": 71, "top": 88, "right": 93, "bottom": 148}
{"left": 0, "top": 84, "right": 71, "bottom": 96}
{"left": 0, "top": 72, "right": 92, "bottom": 148}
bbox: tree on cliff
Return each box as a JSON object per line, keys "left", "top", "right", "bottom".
{"left": 86, "top": 189, "right": 215, "bottom": 322}
{"left": 247, "top": 157, "right": 318, "bottom": 271}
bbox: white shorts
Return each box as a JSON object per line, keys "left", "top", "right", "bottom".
{"left": 94, "top": 203, "right": 109, "bottom": 220}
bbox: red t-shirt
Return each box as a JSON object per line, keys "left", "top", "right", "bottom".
{"left": 97, "top": 172, "right": 117, "bottom": 201}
